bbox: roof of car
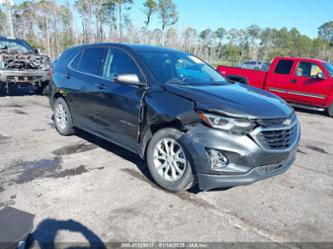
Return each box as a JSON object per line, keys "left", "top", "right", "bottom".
{"left": 277, "top": 56, "right": 326, "bottom": 63}
{"left": 71, "top": 43, "right": 186, "bottom": 53}
{"left": 0, "top": 36, "right": 24, "bottom": 41}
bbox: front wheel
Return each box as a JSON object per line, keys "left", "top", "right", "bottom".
{"left": 328, "top": 103, "right": 333, "bottom": 117}
{"left": 53, "top": 97, "right": 75, "bottom": 136}
{"left": 146, "top": 128, "right": 195, "bottom": 192}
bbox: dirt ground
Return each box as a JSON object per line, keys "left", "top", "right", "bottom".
{"left": 0, "top": 90, "right": 332, "bottom": 245}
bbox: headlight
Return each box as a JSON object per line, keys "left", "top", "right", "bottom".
{"left": 197, "top": 111, "right": 256, "bottom": 134}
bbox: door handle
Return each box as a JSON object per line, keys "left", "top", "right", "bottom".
{"left": 95, "top": 83, "right": 106, "bottom": 90}
{"left": 290, "top": 79, "right": 297, "bottom": 83}
{"left": 66, "top": 74, "right": 71, "bottom": 79}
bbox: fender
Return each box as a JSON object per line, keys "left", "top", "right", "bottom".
{"left": 325, "top": 94, "right": 333, "bottom": 108}
{"left": 138, "top": 89, "right": 200, "bottom": 158}
{"left": 325, "top": 80, "right": 333, "bottom": 108}
{"left": 49, "top": 86, "right": 74, "bottom": 116}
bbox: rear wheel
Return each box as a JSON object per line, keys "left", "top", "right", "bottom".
{"left": 146, "top": 128, "right": 195, "bottom": 192}
{"left": 37, "top": 82, "right": 49, "bottom": 96}
{"left": 53, "top": 97, "right": 74, "bottom": 136}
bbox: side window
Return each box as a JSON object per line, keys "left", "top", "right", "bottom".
{"left": 274, "top": 60, "right": 294, "bottom": 75}
{"left": 295, "top": 62, "right": 323, "bottom": 78}
{"left": 104, "top": 48, "right": 142, "bottom": 80}
{"left": 138, "top": 53, "right": 175, "bottom": 83}
{"left": 70, "top": 51, "right": 82, "bottom": 70}
{"left": 79, "top": 47, "right": 108, "bottom": 76}
{"left": 55, "top": 48, "right": 79, "bottom": 71}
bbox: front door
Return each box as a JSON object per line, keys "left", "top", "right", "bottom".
{"left": 93, "top": 47, "right": 146, "bottom": 152}
{"left": 289, "top": 61, "right": 330, "bottom": 106}
{"left": 265, "top": 59, "right": 296, "bottom": 102}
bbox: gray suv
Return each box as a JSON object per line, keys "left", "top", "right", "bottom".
{"left": 49, "top": 44, "right": 300, "bottom": 192}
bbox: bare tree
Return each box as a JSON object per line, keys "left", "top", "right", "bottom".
{"left": 165, "top": 27, "right": 179, "bottom": 48}
{"left": 215, "top": 27, "right": 226, "bottom": 46}
{"left": 182, "top": 27, "right": 198, "bottom": 52}
{"left": 0, "top": 7, "right": 6, "bottom": 34}
{"left": 246, "top": 24, "right": 261, "bottom": 60}
{"left": 142, "top": 0, "right": 157, "bottom": 28}
{"left": 157, "top": 0, "right": 178, "bottom": 44}
{"left": 113, "top": 0, "right": 133, "bottom": 41}
{"left": 318, "top": 21, "right": 333, "bottom": 61}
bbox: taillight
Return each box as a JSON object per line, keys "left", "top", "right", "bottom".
{"left": 48, "top": 68, "right": 53, "bottom": 78}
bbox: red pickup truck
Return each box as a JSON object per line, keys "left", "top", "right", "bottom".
{"left": 217, "top": 57, "right": 333, "bottom": 117}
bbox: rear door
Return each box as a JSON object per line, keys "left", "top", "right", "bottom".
{"left": 67, "top": 47, "right": 109, "bottom": 132}
{"left": 265, "top": 59, "right": 296, "bottom": 101}
{"left": 289, "top": 60, "right": 330, "bottom": 106}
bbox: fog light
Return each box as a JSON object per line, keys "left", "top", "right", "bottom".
{"left": 206, "top": 149, "right": 229, "bottom": 169}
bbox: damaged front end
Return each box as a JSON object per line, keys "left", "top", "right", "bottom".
{"left": 0, "top": 47, "right": 50, "bottom": 94}
{"left": 0, "top": 50, "right": 50, "bottom": 71}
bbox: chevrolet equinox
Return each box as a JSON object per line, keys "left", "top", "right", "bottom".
{"left": 49, "top": 44, "right": 300, "bottom": 192}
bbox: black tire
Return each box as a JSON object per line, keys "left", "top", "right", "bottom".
{"left": 328, "top": 103, "right": 333, "bottom": 117}
{"left": 36, "top": 82, "right": 49, "bottom": 96}
{"left": 53, "top": 97, "right": 75, "bottom": 136}
{"left": 146, "top": 128, "right": 195, "bottom": 192}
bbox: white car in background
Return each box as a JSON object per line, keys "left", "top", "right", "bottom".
{"left": 239, "top": 60, "right": 270, "bottom": 71}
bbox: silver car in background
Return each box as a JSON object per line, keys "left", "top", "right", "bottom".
{"left": 239, "top": 60, "right": 271, "bottom": 71}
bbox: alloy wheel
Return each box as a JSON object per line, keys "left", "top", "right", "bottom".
{"left": 153, "top": 138, "right": 187, "bottom": 181}
{"left": 55, "top": 103, "right": 68, "bottom": 130}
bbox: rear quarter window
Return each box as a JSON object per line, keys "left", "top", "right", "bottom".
{"left": 54, "top": 48, "right": 79, "bottom": 71}
{"left": 70, "top": 51, "right": 82, "bottom": 70}
{"left": 79, "top": 47, "right": 108, "bottom": 76}
{"left": 274, "top": 60, "right": 294, "bottom": 75}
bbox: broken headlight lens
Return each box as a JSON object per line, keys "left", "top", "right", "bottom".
{"left": 197, "top": 111, "right": 255, "bottom": 134}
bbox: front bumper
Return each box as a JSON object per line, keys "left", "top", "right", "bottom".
{"left": 0, "top": 69, "right": 48, "bottom": 84}
{"left": 184, "top": 123, "right": 300, "bottom": 191}
{"left": 197, "top": 153, "right": 295, "bottom": 191}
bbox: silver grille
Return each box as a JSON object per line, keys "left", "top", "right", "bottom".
{"left": 251, "top": 116, "right": 300, "bottom": 151}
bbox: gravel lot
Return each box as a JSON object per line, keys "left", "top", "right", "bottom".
{"left": 0, "top": 91, "right": 333, "bottom": 245}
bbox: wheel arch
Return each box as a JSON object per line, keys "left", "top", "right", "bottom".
{"left": 139, "top": 90, "right": 200, "bottom": 158}
{"left": 52, "top": 92, "right": 72, "bottom": 112}
{"left": 139, "top": 118, "right": 187, "bottom": 159}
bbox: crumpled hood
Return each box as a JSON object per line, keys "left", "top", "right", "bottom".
{"left": 0, "top": 49, "right": 50, "bottom": 70}
{"left": 164, "top": 83, "right": 293, "bottom": 119}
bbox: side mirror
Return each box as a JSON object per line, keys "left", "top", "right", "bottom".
{"left": 312, "top": 72, "right": 326, "bottom": 80}
{"left": 114, "top": 74, "right": 146, "bottom": 87}
{"left": 33, "top": 48, "right": 40, "bottom": 54}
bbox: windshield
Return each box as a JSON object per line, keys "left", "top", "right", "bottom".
{"left": 323, "top": 62, "right": 333, "bottom": 77}
{"left": 138, "top": 51, "right": 228, "bottom": 85}
{"left": 0, "top": 37, "right": 33, "bottom": 53}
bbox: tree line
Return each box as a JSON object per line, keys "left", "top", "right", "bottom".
{"left": 1, "top": 0, "right": 333, "bottom": 65}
